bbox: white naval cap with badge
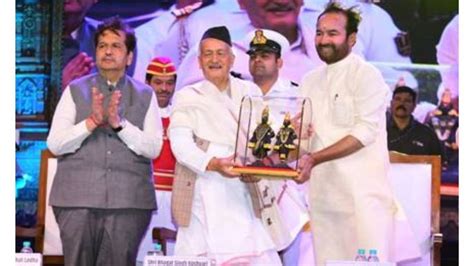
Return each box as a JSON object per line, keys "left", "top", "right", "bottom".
{"left": 244, "top": 29, "right": 300, "bottom": 125}
{"left": 244, "top": 29, "right": 290, "bottom": 57}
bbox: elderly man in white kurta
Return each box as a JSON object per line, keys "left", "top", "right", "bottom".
{"left": 168, "top": 26, "right": 280, "bottom": 265}
{"left": 295, "top": 3, "right": 420, "bottom": 265}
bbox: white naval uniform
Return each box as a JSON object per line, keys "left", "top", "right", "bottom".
{"left": 251, "top": 78, "right": 316, "bottom": 266}
{"left": 132, "top": 1, "right": 243, "bottom": 82}
{"left": 133, "top": 9, "right": 178, "bottom": 83}
{"left": 305, "top": 0, "right": 412, "bottom": 64}
{"left": 300, "top": 53, "right": 421, "bottom": 265}
{"left": 304, "top": 0, "right": 417, "bottom": 88}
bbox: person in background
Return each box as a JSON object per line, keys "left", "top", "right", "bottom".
{"left": 174, "top": 0, "right": 412, "bottom": 89}
{"left": 136, "top": 57, "right": 179, "bottom": 263}
{"left": 62, "top": 0, "right": 138, "bottom": 91}
{"left": 62, "top": 0, "right": 99, "bottom": 90}
{"left": 47, "top": 17, "right": 163, "bottom": 266}
{"left": 387, "top": 86, "right": 443, "bottom": 157}
{"left": 132, "top": 0, "right": 216, "bottom": 81}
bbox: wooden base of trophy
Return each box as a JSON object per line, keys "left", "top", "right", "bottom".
{"left": 232, "top": 165, "right": 298, "bottom": 179}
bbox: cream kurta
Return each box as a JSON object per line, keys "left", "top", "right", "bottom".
{"left": 169, "top": 77, "right": 280, "bottom": 265}
{"left": 300, "top": 54, "right": 420, "bottom": 264}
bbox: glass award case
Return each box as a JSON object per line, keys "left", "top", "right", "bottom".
{"left": 233, "top": 95, "right": 312, "bottom": 179}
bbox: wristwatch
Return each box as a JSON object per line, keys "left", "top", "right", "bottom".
{"left": 112, "top": 119, "right": 126, "bottom": 133}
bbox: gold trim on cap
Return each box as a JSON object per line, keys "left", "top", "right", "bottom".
{"left": 252, "top": 29, "right": 268, "bottom": 45}
{"left": 146, "top": 69, "right": 176, "bottom": 76}
{"left": 149, "top": 62, "right": 174, "bottom": 68}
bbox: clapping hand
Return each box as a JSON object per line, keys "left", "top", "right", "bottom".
{"left": 86, "top": 87, "right": 104, "bottom": 131}
{"left": 107, "top": 90, "right": 122, "bottom": 128}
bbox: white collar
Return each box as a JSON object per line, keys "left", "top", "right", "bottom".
{"left": 289, "top": 29, "right": 304, "bottom": 50}
{"left": 326, "top": 53, "right": 354, "bottom": 72}
{"left": 159, "top": 105, "right": 172, "bottom": 117}
{"left": 268, "top": 78, "right": 292, "bottom": 95}
{"left": 107, "top": 80, "right": 118, "bottom": 87}
{"left": 71, "top": 28, "right": 79, "bottom": 39}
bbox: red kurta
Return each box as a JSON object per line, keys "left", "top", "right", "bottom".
{"left": 153, "top": 117, "right": 176, "bottom": 191}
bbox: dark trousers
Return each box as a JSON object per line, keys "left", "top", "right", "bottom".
{"left": 53, "top": 207, "right": 152, "bottom": 266}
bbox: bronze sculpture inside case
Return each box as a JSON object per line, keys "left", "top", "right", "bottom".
{"left": 233, "top": 95, "right": 312, "bottom": 179}
{"left": 248, "top": 106, "right": 275, "bottom": 165}
{"left": 273, "top": 112, "right": 298, "bottom": 168}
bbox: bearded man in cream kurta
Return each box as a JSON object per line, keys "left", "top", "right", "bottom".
{"left": 168, "top": 26, "right": 280, "bottom": 265}
{"left": 295, "top": 3, "right": 421, "bottom": 265}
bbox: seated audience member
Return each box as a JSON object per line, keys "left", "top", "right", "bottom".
{"left": 387, "top": 86, "right": 443, "bottom": 157}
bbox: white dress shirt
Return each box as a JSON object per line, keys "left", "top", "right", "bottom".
{"left": 47, "top": 85, "right": 163, "bottom": 159}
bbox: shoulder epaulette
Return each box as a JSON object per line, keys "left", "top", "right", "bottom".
{"left": 171, "top": 1, "right": 204, "bottom": 18}
{"left": 230, "top": 71, "right": 243, "bottom": 79}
